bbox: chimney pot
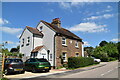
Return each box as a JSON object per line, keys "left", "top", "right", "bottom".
{"left": 51, "top": 18, "right": 61, "bottom": 28}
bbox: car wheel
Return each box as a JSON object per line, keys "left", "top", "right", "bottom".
{"left": 45, "top": 69, "right": 49, "bottom": 72}
{"left": 4, "top": 69, "right": 9, "bottom": 75}
{"left": 20, "top": 71, "right": 25, "bottom": 74}
{"left": 32, "top": 68, "right": 37, "bottom": 73}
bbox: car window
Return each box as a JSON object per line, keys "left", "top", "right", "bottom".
{"left": 5, "top": 59, "right": 12, "bottom": 63}
{"left": 25, "top": 59, "right": 30, "bottom": 62}
{"left": 37, "top": 59, "right": 48, "bottom": 62}
{"left": 14, "top": 59, "right": 23, "bottom": 62}
{"left": 30, "top": 59, "right": 37, "bottom": 62}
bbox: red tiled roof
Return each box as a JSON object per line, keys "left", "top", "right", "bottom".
{"left": 41, "top": 20, "right": 82, "bottom": 41}
{"left": 31, "top": 45, "right": 44, "bottom": 53}
{"left": 26, "top": 26, "right": 43, "bottom": 36}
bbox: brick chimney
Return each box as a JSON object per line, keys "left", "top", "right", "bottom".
{"left": 51, "top": 18, "right": 61, "bottom": 28}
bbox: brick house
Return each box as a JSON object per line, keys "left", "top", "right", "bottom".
{"left": 19, "top": 18, "right": 84, "bottom": 68}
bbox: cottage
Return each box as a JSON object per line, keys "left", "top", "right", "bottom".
{"left": 19, "top": 18, "right": 84, "bottom": 68}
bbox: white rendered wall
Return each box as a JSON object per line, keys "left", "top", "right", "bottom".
{"left": 37, "top": 48, "right": 47, "bottom": 59}
{"left": 82, "top": 44, "right": 84, "bottom": 57}
{"left": 34, "top": 36, "right": 43, "bottom": 48}
{"left": 37, "top": 22, "right": 56, "bottom": 66}
{"left": 20, "top": 28, "right": 33, "bottom": 60}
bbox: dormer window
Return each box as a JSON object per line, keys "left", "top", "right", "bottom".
{"left": 75, "top": 41, "right": 79, "bottom": 48}
{"left": 62, "top": 37, "right": 67, "bottom": 46}
{"left": 40, "top": 26, "right": 43, "bottom": 31}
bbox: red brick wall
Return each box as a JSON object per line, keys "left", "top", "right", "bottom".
{"left": 55, "top": 35, "right": 83, "bottom": 67}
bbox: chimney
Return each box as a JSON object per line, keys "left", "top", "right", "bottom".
{"left": 51, "top": 18, "right": 61, "bottom": 28}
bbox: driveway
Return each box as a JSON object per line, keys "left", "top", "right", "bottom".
{"left": 4, "top": 62, "right": 108, "bottom": 80}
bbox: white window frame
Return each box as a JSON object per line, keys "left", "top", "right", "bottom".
{"left": 75, "top": 41, "right": 79, "bottom": 48}
{"left": 21, "top": 38, "right": 24, "bottom": 47}
{"left": 76, "top": 53, "right": 79, "bottom": 57}
{"left": 27, "top": 37, "right": 30, "bottom": 44}
{"left": 62, "top": 52, "right": 67, "bottom": 62}
{"left": 40, "top": 26, "right": 43, "bottom": 31}
{"left": 62, "top": 37, "right": 67, "bottom": 46}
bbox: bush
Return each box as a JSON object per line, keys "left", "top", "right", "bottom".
{"left": 108, "top": 57, "right": 116, "bottom": 61}
{"left": 100, "top": 57, "right": 109, "bottom": 62}
{"left": 68, "top": 57, "right": 94, "bottom": 68}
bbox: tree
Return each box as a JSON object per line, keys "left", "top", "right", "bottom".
{"left": 84, "top": 47, "right": 94, "bottom": 57}
{"left": 99, "top": 41, "right": 108, "bottom": 47}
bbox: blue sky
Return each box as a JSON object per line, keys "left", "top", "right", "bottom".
{"left": 1, "top": 2, "right": 119, "bottom": 50}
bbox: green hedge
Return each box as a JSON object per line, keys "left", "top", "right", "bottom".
{"left": 68, "top": 57, "right": 94, "bottom": 68}
{"left": 100, "top": 57, "right": 116, "bottom": 62}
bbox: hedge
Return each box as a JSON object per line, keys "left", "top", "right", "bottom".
{"left": 68, "top": 57, "right": 94, "bottom": 68}
{"left": 100, "top": 57, "right": 116, "bottom": 62}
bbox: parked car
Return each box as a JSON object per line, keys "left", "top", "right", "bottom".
{"left": 25, "top": 58, "right": 51, "bottom": 73}
{"left": 91, "top": 57, "right": 101, "bottom": 62}
{"left": 4, "top": 58, "right": 25, "bottom": 75}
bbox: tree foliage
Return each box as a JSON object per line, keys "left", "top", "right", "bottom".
{"left": 99, "top": 41, "right": 108, "bottom": 47}
{"left": 92, "top": 41, "right": 119, "bottom": 61}
{"left": 84, "top": 47, "right": 94, "bottom": 56}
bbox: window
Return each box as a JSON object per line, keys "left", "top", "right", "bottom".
{"left": 75, "top": 41, "right": 79, "bottom": 48}
{"left": 40, "top": 26, "right": 43, "bottom": 31}
{"left": 62, "top": 52, "right": 67, "bottom": 62}
{"left": 21, "top": 38, "right": 24, "bottom": 47}
{"left": 26, "top": 37, "right": 30, "bottom": 46}
{"left": 76, "top": 53, "right": 79, "bottom": 57}
{"left": 62, "top": 37, "right": 67, "bottom": 46}
{"left": 50, "top": 54, "right": 52, "bottom": 60}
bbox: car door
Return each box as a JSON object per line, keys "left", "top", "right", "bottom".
{"left": 25, "top": 59, "right": 31, "bottom": 70}
{"left": 29, "top": 58, "right": 37, "bottom": 69}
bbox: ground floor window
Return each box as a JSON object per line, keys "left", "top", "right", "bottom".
{"left": 62, "top": 52, "right": 67, "bottom": 62}
{"left": 31, "top": 52, "right": 38, "bottom": 58}
{"left": 76, "top": 53, "right": 79, "bottom": 57}
{"left": 50, "top": 54, "right": 52, "bottom": 60}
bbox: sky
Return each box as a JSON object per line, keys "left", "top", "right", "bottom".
{"left": 0, "top": 2, "right": 119, "bottom": 50}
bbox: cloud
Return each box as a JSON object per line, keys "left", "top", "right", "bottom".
{"left": 107, "top": 5, "right": 111, "bottom": 8}
{"left": 84, "top": 14, "right": 114, "bottom": 20}
{"left": 96, "top": 5, "right": 112, "bottom": 14}
{"left": 59, "top": 2, "right": 90, "bottom": 9}
{"left": 84, "top": 41, "right": 90, "bottom": 46}
{"left": 0, "top": 18, "right": 9, "bottom": 25}
{"left": 3, "top": 41, "right": 14, "bottom": 44}
{"left": 68, "top": 22, "right": 108, "bottom": 33}
{"left": 17, "top": 34, "right": 21, "bottom": 38}
{"left": 111, "top": 38, "right": 120, "bottom": 42}
{"left": 0, "top": 26, "right": 22, "bottom": 34}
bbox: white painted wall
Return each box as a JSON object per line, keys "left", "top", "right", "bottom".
{"left": 20, "top": 28, "right": 33, "bottom": 61}
{"left": 37, "top": 22, "right": 56, "bottom": 66}
{"left": 34, "top": 36, "right": 43, "bottom": 48}
{"left": 37, "top": 48, "right": 47, "bottom": 59}
{"left": 82, "top": 44, "right": 84, "bottom": 57}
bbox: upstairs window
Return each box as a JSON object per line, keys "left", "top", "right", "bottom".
{"left": 26, "top": 37, "right": 30, "bottom": 46}
{"left": 21, "top": 38, "right": 24, "bottom": 47}
{"left": 62, "top": 37, "right": 67, "bottom": 46}
{"left": 40, "top": 26, "right": 43, "bottom": 31}
{"left": 75, "top": 41, "right": 79, "bottom": 48}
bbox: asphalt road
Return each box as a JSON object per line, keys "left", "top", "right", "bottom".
{"left": 21, "top": 61, "right": 119, "bottom": 80}
{"left": 60, "top": 61, "right": 119, "bottom": 78}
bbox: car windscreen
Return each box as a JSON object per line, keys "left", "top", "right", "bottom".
{"left": 13, "top": 59, "right": 23, "bottom": 63}
{"left": 37, "top": 59, "right": 48, "bottom": 62}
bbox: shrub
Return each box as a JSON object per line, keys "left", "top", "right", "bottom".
{"left": 100, "top": 57, "right": 109, "bottom": 62}
{"left": 68, "top": 57, "right": 94, "bottom": 68}
{"left": 108, "top": 57, "right": 116, "bottom": 61}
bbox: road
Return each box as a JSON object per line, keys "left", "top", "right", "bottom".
{"left": 21, "top": 61, "right": 119, "bottom": 80}
{"left": 60, "top": 61, "right": 119, "bottom": 78}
